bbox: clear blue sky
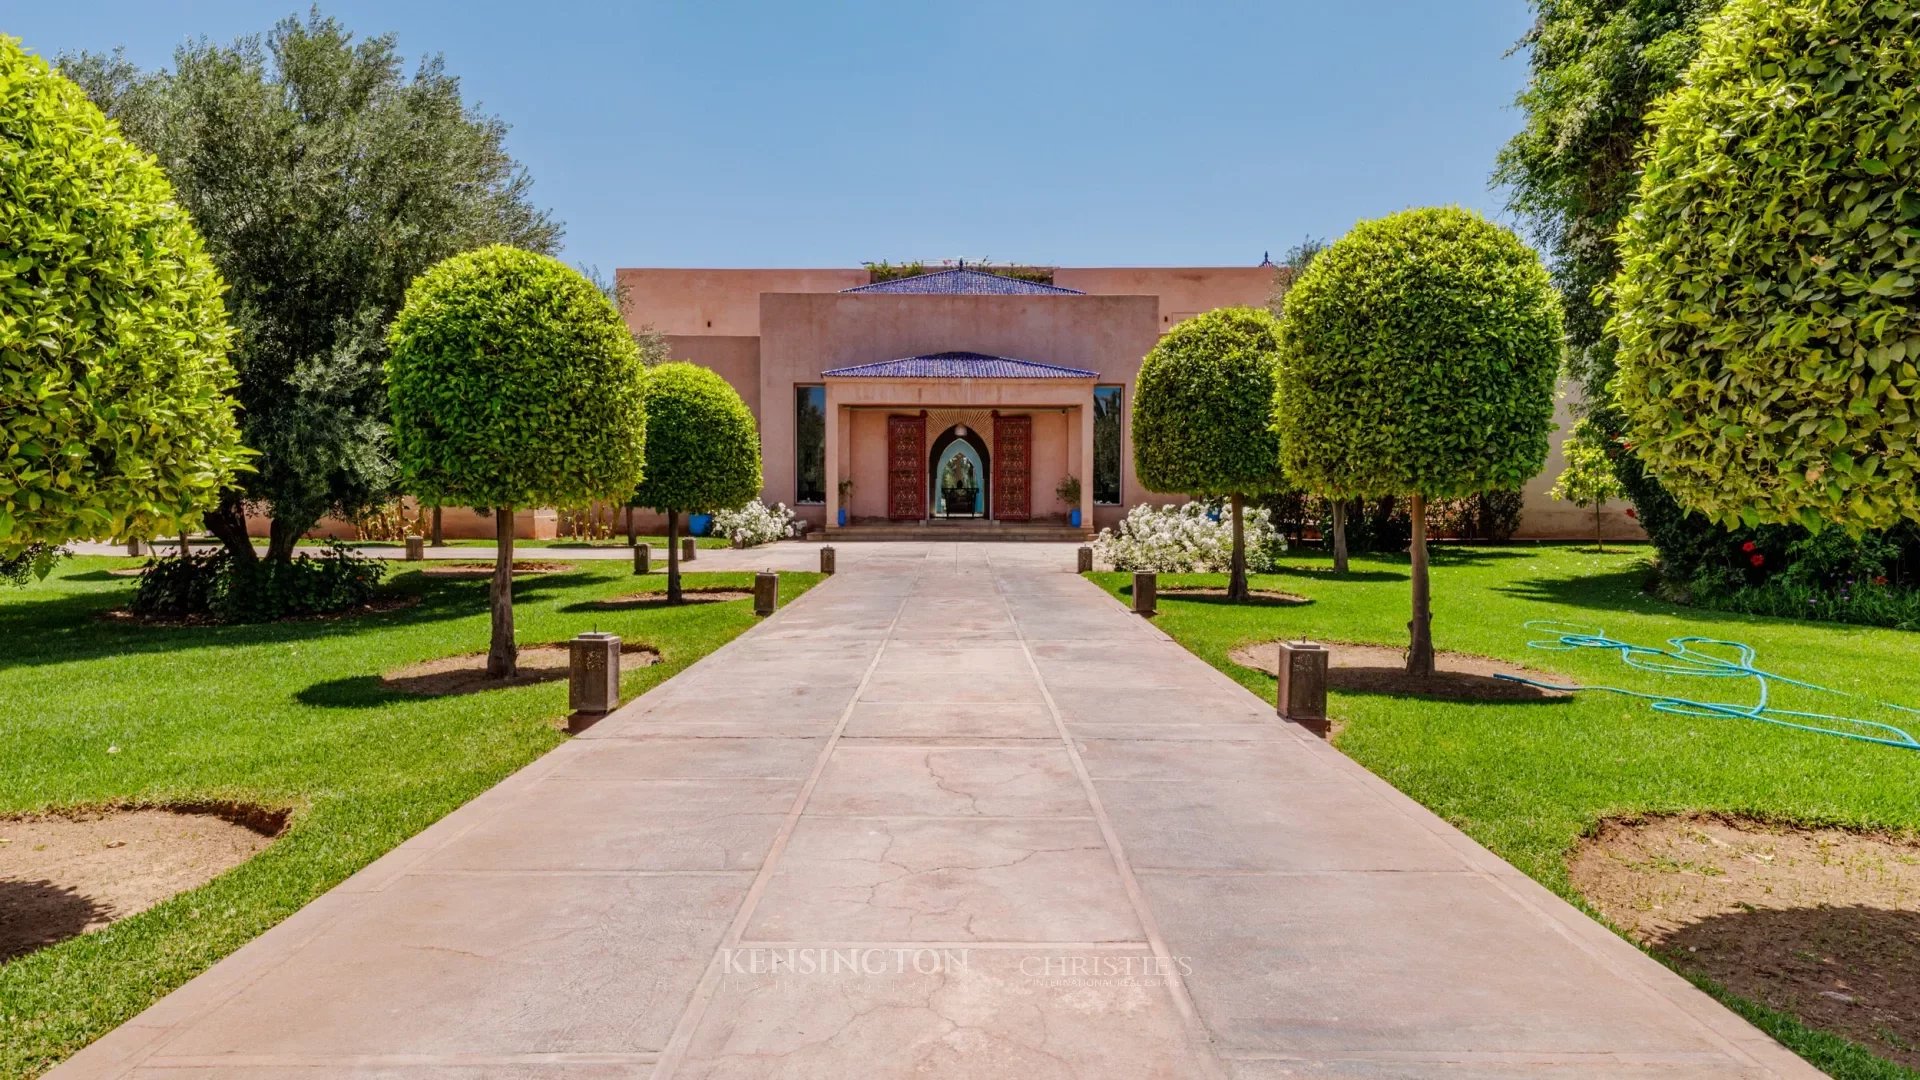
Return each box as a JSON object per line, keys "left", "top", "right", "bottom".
{"left": 11, "top": 1, "right": 1538, "bottom": 274}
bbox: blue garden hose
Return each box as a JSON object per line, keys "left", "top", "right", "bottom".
{"left": 1492, "top": 620, "right": 1920, "bottom": 752}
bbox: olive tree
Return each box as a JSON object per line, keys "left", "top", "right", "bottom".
{"left": 388, "top": 247, "right": 646, "bottom": 676}
{"left": 631, "top": 363, "right": 762, "bottom": 603}
{"left": 1611, "top": 0, "right": 1920, "bottom": 533}
{"left": 62, "top": 12, "right": 558, "bottom": 567}
{"left": 1276, "top": 207, "right": 1562, "bottom": 675}
{"left": 1133, "top": 307, "right": 1288, "bottom": 601}
{"left": 2, "top": 36, "right": 247, "bottom": 579}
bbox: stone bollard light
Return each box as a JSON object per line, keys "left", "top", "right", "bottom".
{"left": 1076, "top": 545, "right": 1093, "bottom": 573}
{"left": 682, "top": 536, "right": 697, "bottom": 562}
{"left": 753, "top": 571, "right": 779, "bottom": 616}
{"left": 1132, "top": 571, "right": 1157, "bottom": 616}
{"left": 569, "top": 631, "right": 622, "bottom": 719}
{"left": 634, "top": 543, "right": 651, "bottom": 575}
{"left": 820, "top": 545, "right": 836, "bottom": 575}
{"left": 404, "top": 535, "right": 425, "bottom": 561}
{"left": 1275, "top": 640, "right": 1331, "bottom": 737}
{"left": 126, "top": 538, "right": 146, "bottom": 557}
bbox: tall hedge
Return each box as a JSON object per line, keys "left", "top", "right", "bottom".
{"left": 1, "top": 36, "right": 245, "bottom": 570}
{"left": 1610, "top": 0, "right": 1920, "bottom": 533}
{"left": 388, "top": 245, "right": 647, "bottom": 674}
{"left": 1132, "top": 307, "right": 1288, "bottom": 600}
{"left": 1276, "top": 207, "right": 1562, "bottom": 673}
{"left": 632, "top": 362, "right": 761, "bottom": 602}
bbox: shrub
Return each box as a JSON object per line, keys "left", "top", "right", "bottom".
{"left": 711, "top": 500, "right": 796, "bottom": 547}
{"left": 1132, "top": 307, "right": 1288, "bottom": 599}
{"left": 1276, "top": 207, "right": 1562, "bottom": 673}
{"left": 1093, "top": 501, "right": 1286, "bottom": 574}
{"left": 1, "top": 36, "right": 246, "bottom": 566}
{"left": 630, "top": 362, "right": 762, "bottom": 601}
{"left": 1609, "top": 0, "right": 1920, "bottom": 532}
{"left": 133, "top": 543, "right": 385, "bottom": 622}
{"left": 1550, "top": 417, "right": 1627, "bottom": 550}
{"left": 388, "top": 246, "right": 647, "bottom": 675}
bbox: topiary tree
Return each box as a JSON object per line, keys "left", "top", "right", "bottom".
{"left": 1133, "top": 307, "right": 1289, "bottom": 601}
{"left": 387, "top": 246, "right": 646, "bottom": 676}
{"left": 1550, "top": 417, "right": 1626, "bottom": 552}
{"left": 630, "top": 363, "right": 762, "bottom": 603}
{"left": 1610, "top": 0, "right": 1920, "bottom": 534}
{"left": 1276, "top": 207, "right": 1562, "bottom": 675}
{"left": 2, "top": 36, "right": 247, "bottom": 581}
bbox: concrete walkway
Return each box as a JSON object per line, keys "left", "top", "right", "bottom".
{"left": 54, "top": 543, "right": 1816, "bottom": 1078}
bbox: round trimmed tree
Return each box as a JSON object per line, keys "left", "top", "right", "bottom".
{"left": 1276, "top": 207, "right": 1562, "bottom": 675}
{"left": 1132, "top": 307, "right": 1288, "bottom": 601}
{"left": 631, "top": 363, "right": 762, "bottom": 603}
{"left": 1610, "top": 0, "right": 1920, "bottom": 533}
{"left": 1, "top": 36, "right": 246, "bottom": 575}
{"left": 387, "top": 246, "right": 647, "bottom": 676}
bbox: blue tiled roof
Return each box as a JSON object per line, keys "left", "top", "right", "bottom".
{"left": 822, "top": 351, "right": 1098, "bottom": 379}
{"left": 843, "top": 268, "right": 1082, "bottom": 295}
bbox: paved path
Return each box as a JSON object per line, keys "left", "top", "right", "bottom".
{"left": 54, "top": 543, "right": 1816, "bottom": 1078}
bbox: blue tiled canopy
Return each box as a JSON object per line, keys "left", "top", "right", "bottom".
{"left": 822, "top": 351, "right": 1097, "bottom": 379}
{"left": 842, "top": 268, "right": 1082, "bottom": 295}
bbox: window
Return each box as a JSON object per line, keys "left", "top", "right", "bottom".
{"left": 1094, "top": 385, "right": 1123, "bottom": 505}
{"left": 794, "top": 385, "right": 826, "bottom": 504}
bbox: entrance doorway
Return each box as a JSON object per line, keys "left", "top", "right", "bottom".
{"left": 929, "top": 425, "right": 989, "bottom": 519}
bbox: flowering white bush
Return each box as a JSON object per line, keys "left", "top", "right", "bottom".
{"left": 710, "top": 500, "right": 797, "bottom": 547}
{"left": 1092, "top": 501, "right": 1285, "bottom": 573}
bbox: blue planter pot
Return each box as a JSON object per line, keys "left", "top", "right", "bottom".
{"left": 688, "top": 513, "right": 713, "bottom": 537}
{"left": 837, "top": 507, "right": 847, "bottom": 527}
{"left": 1070, "top": 508, "right": 1082, "bottom": 528}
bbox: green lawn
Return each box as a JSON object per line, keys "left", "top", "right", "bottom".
{"left": 1092, "top": 543, "right": 1920, "bottom": 1080}
{"left": 295, "top": 534, "right": 733, "bottom": 550}
{"left": 0, "top": 558, "right": 819, "bottom": 1078}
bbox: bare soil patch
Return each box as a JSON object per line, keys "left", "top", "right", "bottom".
{"left": 1158, "top": 586, "right": 1310, "bottom": 606}
{"left": 382, "top": 641, "right": 659, "bottom": 696}
{"left": 1229, "top": 640, "right": 1570, "bottom": 702}
{"left": 588, "top": 586, "right": 754, "bottom": 609}
{"left": 418, "top": 560, "right": 570, "bottom": 579}
{"left": 0, "top": 805, "right": 286, "bottom": 961}
{"left": 1571, "top": 814, "right": 1920, "bottom": 1069}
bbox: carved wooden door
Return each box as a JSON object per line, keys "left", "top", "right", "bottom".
{"left": 886, "top": 413, "right": 926, "bottom": 521}
{"left": 992, "top": 413, "right": 1031, "bottom": 521}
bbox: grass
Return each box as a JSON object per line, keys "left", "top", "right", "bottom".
{"left": 1091, "top": 542, "right": 1920, "bottom": 1080}
{"left": 294, "top": 534, "right": 733, "bottom": 550}
{"left": 0, "top": 558, "right": 820, "bottom": 1078}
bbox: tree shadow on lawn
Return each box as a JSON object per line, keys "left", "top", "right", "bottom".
{"left": 0, "top": 879, "right": 111, "bottom": 962}
{"left": 0, "top": 568, "right": 598, "bottom": 671}
{"left": 1278, "top": 566, "right": 1406, "bottom": 583}
{"left": 1650, "top": 904, "right": 1920, "bottom": 1073}
{"left": 1493, "top": 567, "right": 1768, "bottom": 626}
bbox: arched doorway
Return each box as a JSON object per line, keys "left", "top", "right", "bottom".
{"left": 929, "top": 425, "right": 990, "bottom": 519}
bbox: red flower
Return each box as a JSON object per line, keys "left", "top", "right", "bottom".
{"left": 1750, "top": 554, "right": 1765, "bottom": 567}
{"left": 1625, "top": 508, "right": 1638, "bottom": 519}
{"left": 1741, "top": 540, "right": 1757, "bottom": 553}
{"left": 1875, "top": 575, "right": 1889, "bottom": 586}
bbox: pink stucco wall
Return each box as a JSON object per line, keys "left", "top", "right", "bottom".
{"left": 619, "top": 268, "right": 865, "bottom": 337}
{"left": 1053, "top": 266, "right": 1280, "bottom": 330}
{"left": 757, "top": 291, "right": 1169, "bottom": 530}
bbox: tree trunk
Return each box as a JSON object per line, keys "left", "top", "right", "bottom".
{"left": 265, "top": 516, "right": 307, "bottom": 562}
{"left": 1330, "top": 500, "right": 1350, "bottom": 574}
{"left": 431, "top": 505, "right": 444, "bottom": 547}
{"left": 1594, "top": 504, "right": 1606, "bottom": 553}
{"left": 666, "top": 509, "right": 682, "bottom": 604}
{"left": 488, "top": 507, "right": 517, "bottom": 678}
{"left": 178, "top": 533, "right": 191, "bottom": 558}
{"left": 203, "top": 493, "right": 259, "bottom": 566}
{"left": 1407, "top": 492, "right": 1434, "bottom": 678}
{"left": 626, "top": 506, "right": 637, "bottom": 547}
{"left": 1227, "top": 494, "right": 1249, "bottom": 601}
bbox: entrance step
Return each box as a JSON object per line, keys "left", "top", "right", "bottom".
{"left": 825, "top": 521, "right": 1092, "bottom": 542}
